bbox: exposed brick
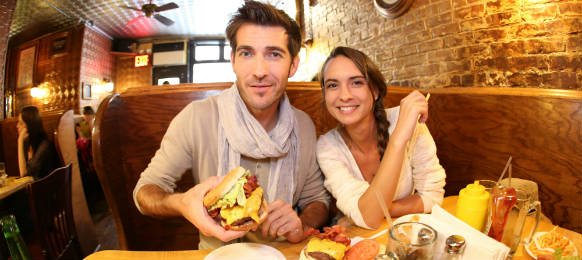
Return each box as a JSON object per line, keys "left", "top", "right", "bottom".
{"left": 474, "top": 29, "right": 507, "bottom": 43}
{"left": 403, "top": 21, "right": 426, "bottom": 34}
{"left": 541, "top": 71, "right": 579, "bottom": 89}
{"left": 444, "top": 32, "right": 474, "bottom": 48}
{"left": 475, "top": 57, "right": 509, "bottom": 70}
{"left": 452, "top": 0, "right": 468, "bottom": 8}
{"left": 460, "top": 18, "right": 488, "bottom": 32}
{"left": 451, "top": 75, "right": 461, "bottom": 85}
{"left": 523, "top": 5, "right": 558, "bottom": 23}
{"left": 486, "top": 12, "right": 520, "bottom": 26}
{"left": 461, "top": 74, "right": 475, "bottom": 86}
{"left": 523, "top": 38, "right": 565, "bottom": 54}
{"left": 418, "top": 38, "right": 443, "bottom": 53}
{"left": 417, "top": 63, "right": 440, "bottom": 76}
{"left": 559, "top": 2, "right": 582, "bottom": 16}
{"left": 436, "top": 0, "right": 452, "bottom": 13}
{"left": 456, "top": 44, "right": 487, "bottom": 58}
{"left": 395, "top": 44, "right": 418, "bottom": 57}
{"left": 427, "top": 12, "right": 453, "bottom": 28}
{"left": 508, "top": 56, "right": 548, "bottom": 72}
{"left": 406, "top": 31, "right": 431, "bottom": 44}
{"left": 433, "top": 23, "right": 460, "bottom": 37}
{"left": 398, "top": 53, "right": 426, "bottom": 67}
{"left": 490, "top": 41, "right": 525, "bottom": 57}
{"left": 428, "top": 49, "right": 456, "bottom": 62}
{"left": 508, "top": 72, "right": 542, "bottom": 87}
{"left": 566, "top": 35, "right": 581, "bottom": 52}
{"left": 545, "top": 18, "right": 582, "bottom": 34}
{"left": 486, "top": 0, "right": 519, "bottom": 13}
{"left": 514, "top": 23, "right": 549, "bottom": 37}
{"left": 454, "top": 5, "right": 484, "bottom": 19}
{"left": 549, "top": 55, "right": 581, "bottom": 71}
{"left": 442, "top": 60, "right": 472, "bottom": 72}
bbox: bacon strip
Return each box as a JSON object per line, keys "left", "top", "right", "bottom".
{"left": 243, "top": 175, "right": 259, "bottom": 198}
{"left": 208, "top": 208, "right": 220, "bottom": 219}
{"left": 312, "top": 225, "right": 351, "bottom": 246}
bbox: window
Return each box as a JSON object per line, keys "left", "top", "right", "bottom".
{"left": 191, "top": 39, "right": 235, "bottom": 83}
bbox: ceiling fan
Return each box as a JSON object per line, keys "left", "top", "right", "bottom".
{"left": 122, "top": 1, "right": 179, "bottom": 27}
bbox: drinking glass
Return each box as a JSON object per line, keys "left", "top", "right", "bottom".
{"left": 387, "top": 222, "right": 437, "bottom": 260}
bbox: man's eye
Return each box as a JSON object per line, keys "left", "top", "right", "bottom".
{"left": 353, "top": 80, "right": 365, "bottom": 86}
{"left": 269, "top": 52, "right": 282, "bottom": 58}
{"left": 239, "top": 51, "right": 252, "bottom": 57}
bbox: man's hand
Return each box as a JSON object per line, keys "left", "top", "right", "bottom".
{"left": 261, "top": 200, "right": 304, "bottom": 243}
{"left": 177, "top": 176, "right": 246, "bottom": 242}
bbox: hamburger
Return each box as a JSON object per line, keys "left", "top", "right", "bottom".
{"left": 301, "top": 225, "right": 351, "bottom": 260}
{"left": 203, "top": 167, "right": 268, "bottom": 231}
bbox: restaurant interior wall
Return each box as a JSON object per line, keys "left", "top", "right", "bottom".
{"left": 306, "top": 0, "right": 581, "bottom": 89}
{"left": 0, "top": 0, "right": 17, "bottom": 120}
{"left": 4, "top": 25, "right": 115, "bottom": 117}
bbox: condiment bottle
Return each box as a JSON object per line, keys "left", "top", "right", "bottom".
{"left": 440, "top": 235, "right": 466, "bottom": 260}
{"left": 456, "top": 181, "right": 490, "bottom": 231}
{"left": 1, "top": 215, "right": 32, "bottom": 260}
{"left": 487, "top": 186, "right": 517, "bottom": 241}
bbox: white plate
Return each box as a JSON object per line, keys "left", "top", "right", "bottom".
{"left": 203, "top": 243, "right": 286, "bottom": 260}
{"left": 526, "top": 232, "right": 578, "bottom": 259}
{"left": 393, "top": 213, "right": 428, "bottom": 225}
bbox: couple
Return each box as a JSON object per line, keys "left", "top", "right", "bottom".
{"left": 133, "top": 1, "right": 445, "bottom": 249}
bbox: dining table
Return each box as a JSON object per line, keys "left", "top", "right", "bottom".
{"left": 84, "top": 196, "right": 581, "bottom": 260}
{"left": 0, "top": 176, "right": 33, "bottom": 200}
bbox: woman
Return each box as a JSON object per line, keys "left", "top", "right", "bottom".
{"left": 17, "top": 106, "right": 60, "bottom": 179}
{"left": 316, "top": 47, "right": 446, "bottom": 229}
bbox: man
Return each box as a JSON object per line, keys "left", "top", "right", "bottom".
{"left": 133, "top": 1, "right": 329, "bottom": 249}
{"left": 79, "top": 106, "right": 95, "bottom": 139}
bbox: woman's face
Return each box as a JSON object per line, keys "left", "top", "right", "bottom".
{"left": 323, "top": 55, "right": 377, "bottom": 128}
{"left": 16, "top": 114, "right": 27, "bottom": 134}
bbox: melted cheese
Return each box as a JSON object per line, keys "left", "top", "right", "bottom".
{"left": 220, "top": 187, "right": 263, "bottom": 225}
{"left": 306, "top": 238, "right": 347, "bottom": 260}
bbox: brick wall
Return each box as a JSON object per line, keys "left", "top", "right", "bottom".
{"left": 305, "top": 0, "right": 581, "bottom": 89}
{"left": 0, "top": 0, "right": 17, "bottom": 119}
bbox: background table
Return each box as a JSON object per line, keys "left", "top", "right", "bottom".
{"left": 0, "top": 176, "right": 33, "bottom": 200}
{"left": 84, "top": 196, "right": 581, "bottom": 260}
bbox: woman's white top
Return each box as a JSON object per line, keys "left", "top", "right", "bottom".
{"left": 316, "top": 107, "right": 446, "bottom": 229}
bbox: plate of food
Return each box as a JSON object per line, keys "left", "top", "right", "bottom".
{"left": 526, "top": 227, "right": 578, "bottom": 260}
{"left": 300, "top": 225, "right": 382, "bottom": 260}
{"left": 204, "top": 243, "right": 285, "bottom": 260}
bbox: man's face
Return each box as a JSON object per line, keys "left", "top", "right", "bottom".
{"left": 231, "top": 24, "right": 299, "bottom": 115}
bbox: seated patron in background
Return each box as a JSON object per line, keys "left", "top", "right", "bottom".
{"left": 17, "top": 106, "right": 60, "bottom": 180}
{"left": 316, "top": 47, "right": 446, "bottom": 229}
{"left": 79, "top": 106, "right": 95, "bottom": 139}
{"left": 133, "top": 1, "right": 329, "bottom": 249}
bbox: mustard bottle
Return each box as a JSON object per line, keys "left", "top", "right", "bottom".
{"left": 456, "top": 181, "right": 490, "bottom": 231}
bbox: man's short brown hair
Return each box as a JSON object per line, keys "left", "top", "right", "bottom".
{"left": 226, "top": 1, "right": 302, "bottom": 59}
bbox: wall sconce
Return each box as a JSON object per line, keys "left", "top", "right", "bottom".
{"left": 30, "top": 84, "right": 49, "bottom": 98}
{"left": 103, "top": 78, "right": 114, "bottom": 92}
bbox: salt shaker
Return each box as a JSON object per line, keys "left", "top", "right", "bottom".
{"left": 440, "top": 235, "right": 466, "bottom": 260}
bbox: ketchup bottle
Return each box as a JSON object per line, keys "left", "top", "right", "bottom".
{"left": 487, "top": 186, "right": 517, "bottom": 241}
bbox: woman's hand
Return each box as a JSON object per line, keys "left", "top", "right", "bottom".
{"left": 391, "top": 90, "right": 429, "bottom": 146}
{"left": 17, "top": 126, "right": 28, "bottom": 143}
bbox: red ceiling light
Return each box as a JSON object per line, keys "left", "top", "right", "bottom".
{"left": 135, "top": 54, "right": 150, "bottom": 67}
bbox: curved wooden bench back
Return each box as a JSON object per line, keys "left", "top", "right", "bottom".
{"left": 93, "top": 82, "right": 581, "bottom": 251}
{"left": 54, "top": 110, "right": 98, "bottom": 255}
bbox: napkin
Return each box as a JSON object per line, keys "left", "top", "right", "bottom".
{"left": 423, "top": 205, "right": 510, "bottom": 260}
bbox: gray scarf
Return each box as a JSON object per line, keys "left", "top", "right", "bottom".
{"left": 216, "top": 84, "right": 297, "bottom": 205}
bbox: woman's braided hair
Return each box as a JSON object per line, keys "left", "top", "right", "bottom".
{"left": 319, "top": 47, "right": 390, "bottom": 157}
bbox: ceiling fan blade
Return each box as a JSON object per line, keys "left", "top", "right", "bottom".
{"left": 155, "top": 2, "right": 179, "bottom": 12}
{"left": 154, "top": 14, "right": 174, "bottom": 26}
{"left": 125, "top": 16, "right": 146, "bottom": 27}
{"left": 120, "top": 5, "right": 143, "bottom": 12}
